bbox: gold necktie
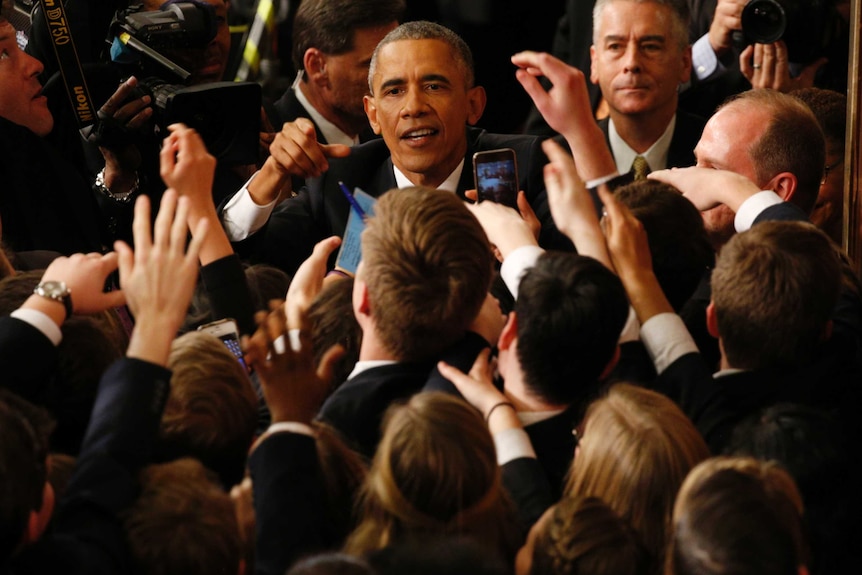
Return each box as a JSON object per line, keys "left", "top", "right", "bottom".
{"left": 632, "top": 155, "right": 651, "bottom": 180}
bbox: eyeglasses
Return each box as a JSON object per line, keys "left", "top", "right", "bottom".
{"left": 822, "top": 157, "right": 844, "bottom": 184}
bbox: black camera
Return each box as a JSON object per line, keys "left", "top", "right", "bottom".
{"left": 737, "top": 0, "right": 841, "bottom": 63}
{"left": 106, "top": 2, "right": 260, "bottom": 164}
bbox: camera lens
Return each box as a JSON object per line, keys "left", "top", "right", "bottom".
{"left": 742, "top": 0, "right": 787, "bottom": 44}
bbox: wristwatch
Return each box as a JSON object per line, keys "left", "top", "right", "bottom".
{"left": 33, "top": 280, "right": 73, "bottom": 318}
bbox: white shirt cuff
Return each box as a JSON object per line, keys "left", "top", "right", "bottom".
{"left": 692, "top": 34, "right": 721, "bottom": 80}
{"left": 221, "top": 172, "right": 278, "bottom": 241}
{"left": 265, "top": 421, "right": 315, "bottom": 437}
{"left": 585, "top": 171, "right": 621, "bottom": 190}
{"left": 494, "top": 427, "right": 537, "bottom": 465}
{"left": 500, "top": 245, "right": 545, "bottom": 300}
{"left": 639, "top": 312, "right": 699, "bottom": 374}
{"left": 734, "top": 191, "right": 784, "bottom": 232}
{"left": 10, "top": 308, "right": 62, "bottom": 346}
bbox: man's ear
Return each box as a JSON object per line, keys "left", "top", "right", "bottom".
{"left": 466, "top": 86, "right": 487, "bottom": 126}
{"left": 590, "top": 45, "right": 599, "bottom": 85}
{"left": 498, "top": 312, "right": 518, "bottom": 350}
{"left": 706, "top": 301, "right": 720, "bottom": 339}
{"left": 765, "top": 171, "right": 798, "bottom": 203}
{"left": 364, "top": 95, "right": 381, "bottom": 135}
{"left": 303, "top": 48, "right": 327, "bottom": 86}
{"left": 352, "top": 272, "right": 372, "bottom": 320}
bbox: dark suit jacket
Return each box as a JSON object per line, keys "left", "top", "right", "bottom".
{"left": 0, "top": 118, "right": 107, "bottom": 256}
{"left": 249, "top": 432, "right": 333, "bottom": 575}
{"left": 598, "top": 110, "right": 707, "bottom": 172}
{"left": 2, "top": 316, "right": 170, "bottom": 575}
{"left": 234, "top": 126, "right": 566, "bottom": 275}
{"left": 317, "top": 360, "right": 436, "bottom": 460}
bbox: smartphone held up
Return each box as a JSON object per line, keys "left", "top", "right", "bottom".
{"left": 473, "top": 148, "right": 519, "bottom": 209}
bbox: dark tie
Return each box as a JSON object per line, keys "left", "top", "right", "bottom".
{"left": 632, "top": 155, "right": 651, "bottom": 180}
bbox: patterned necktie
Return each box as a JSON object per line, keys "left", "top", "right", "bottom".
{"left": 632, "top": 155, "right": 651, "bottom": 180}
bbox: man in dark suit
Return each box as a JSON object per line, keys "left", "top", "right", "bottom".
{"left": 268, "top": 0, "right": 403, "bottom": 145}
{"left": 220, "top": 20, "right": 564, "bottom": 275}
{"left": 488, "top": 252, "right": 629, "bottom": 498}
{"left": 589, "top": 0, "right": 705, "bottom": 177}
{"left": 317, "top": 186, "right": 494, "bottom": 458}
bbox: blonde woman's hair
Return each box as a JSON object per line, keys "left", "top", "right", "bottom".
{"left": 345, "top": 392, "right": 519, "bottom": 562}
{"left": 565, "top": 383, "right": 710, "bottom": 574}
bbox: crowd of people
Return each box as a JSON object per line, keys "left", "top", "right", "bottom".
{"left": 1, "top": 1, "right": 860, "bottom": 575}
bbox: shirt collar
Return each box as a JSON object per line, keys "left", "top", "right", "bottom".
{"left": 608, "top": 113, "right": 677, "bottom": 174}
{"left": 393, "top": 159, "right": 465, "bottom": 193}
{"left": 293, "top": 73, "right": 359, "bottom": 147}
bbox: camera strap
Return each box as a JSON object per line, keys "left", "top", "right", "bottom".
{"left": 35, "top": 0, "right": 97, "bottom": 131}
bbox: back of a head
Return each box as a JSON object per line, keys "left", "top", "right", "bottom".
{"left": 515, "top": 252, "right": 629, "bottom": 407}
{"left": 369, "top": 21, "right": 475, "bottom": 91}
{"left": 723, "top": 90, "right": 825, "bottom": 215}
{"left": 0, "top": 391, "right": 53, "bottom": 562}
{"left": 346, "top": 392, "right": 517, "bottom": 560}
{"left": 124, "top": 458, "right": 243, "bottom": 575}
{"left": 669, "top": 457, "right": 807, "bottom": 575}
{"left": 566, "top": 383, "right": 710, "bottom": 573}
{"left": 615, "top": 180, "right": 714, "bottom": 311}
{"left": 531, "top": 496, "right": 649, "bottom": 575}
{"left": 162, "top": 331, "right": 258, "bottom": 489}
{"left": 790, "top": 87, "right": 846, "bottom": 151}
{"left": 292, "top": 0, "right": 406, "bottom": 75}
{"left": 308, "top": 277, "right": 361, "bottom": 389}
{"left": 360, "top": 187, "right": 492, "bottom": 361}
{"left": 711, "top": 221, "right": 840, "bottom": 371}
{"left": 728, "top": 403, "right": 857, "bottom": 575}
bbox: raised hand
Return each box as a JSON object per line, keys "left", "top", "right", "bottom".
{"left": 740, "top": 41, "right": 827, "bottom": 92}
{"left": 115, "top": 191, "right": 208, "bottom": 365}
{"left": 542, "top": 138, "right": 611, "bottom": 268}
{"left": 511, "top": 51, "right": 616, "bottom": 181}
{"left": 243, "top": 304, "right": 344, "bottom": 424}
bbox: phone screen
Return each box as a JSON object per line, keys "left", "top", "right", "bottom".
{"left": 198, "top": 319, "right": 247, "bottom": 371}
{"left": 474, "top": 149, "right": 518, "bottom": 208}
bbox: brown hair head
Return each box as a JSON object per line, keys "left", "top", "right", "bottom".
{"left": 346, "top": 392, "right": 519, "bottom": 562}
{"left": 711, "top": 220, "right": 840, "bottom": 371}
{"left": 668, "top": 456, "right": 807, "bottom": 575}
{"left": 359, "top": 187, "right": 493, "bottom": 362}
{"left": 162, "top": 331, "right": 259, "bottom": 489}
{"left": 565, "top": 383, "right": 710, "bottom": 574}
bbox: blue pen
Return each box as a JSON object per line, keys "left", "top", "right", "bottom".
{"left": 338, "top": 181, "right": 367, "bottom": 220}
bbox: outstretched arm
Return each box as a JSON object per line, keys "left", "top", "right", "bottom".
{"left": 511, "top": 51, "right": 617, "bottom": 182}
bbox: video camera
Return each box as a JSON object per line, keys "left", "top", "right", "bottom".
{"left": 736, "top": 0, "right": 843, "bottom": 63}
{"left": 104, "top": 1, "right": 260, "bottom": 164}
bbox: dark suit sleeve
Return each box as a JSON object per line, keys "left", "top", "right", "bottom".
{"left": 752, "top": 201, "right": 809, "bottom": 224}
{"left": 249, "top": 432, "right": 331, "bottom": 575}
{"left": 652, "top": 352, "right": 734, "bottom": 453}
{"left": 199, "top": 254, "right": 257, "bottom": 336}
{"left": 49, "top": 357, "right": 172, "bottom": 575}
{"left": 231, "top": 186, "right": 329, "bottom": 276}
{"left": 501, "top": 457, "right": 555, "bottom": 533}
{"left": 0, "top": 316, "right": 59, "bottom": 401}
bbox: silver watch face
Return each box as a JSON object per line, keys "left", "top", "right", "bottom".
{"left": 37, "top": 280, "right": 69, "bottom": 299}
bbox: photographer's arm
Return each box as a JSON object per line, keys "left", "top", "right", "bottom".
{"left": 96, "top": 76, "right": 153, "bottom": 198}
